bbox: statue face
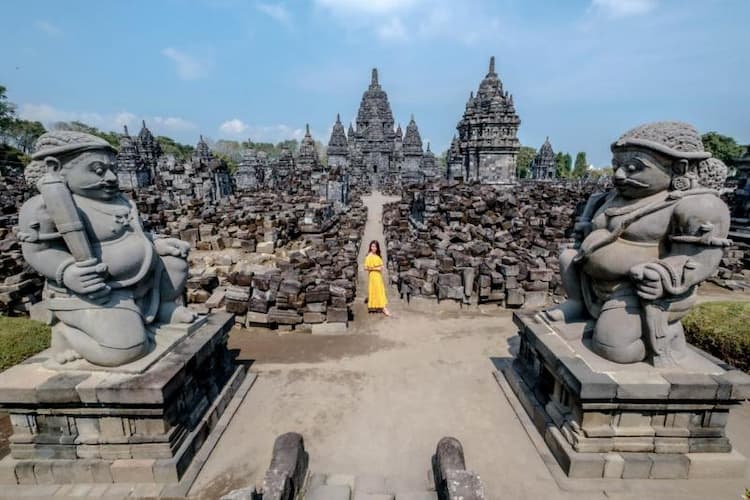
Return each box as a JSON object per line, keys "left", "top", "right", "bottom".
{"left": 63, "top": 151, "right": 120, "bottom": 200}
{"left": 611, "top": 149, "right": 672, "bottom": 198}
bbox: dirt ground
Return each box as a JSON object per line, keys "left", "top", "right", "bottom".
{"left": 189, "top": 193, "right": 750, "bottom": 500}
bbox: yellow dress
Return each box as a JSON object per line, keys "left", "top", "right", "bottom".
{"left": 365, "top": 253, "right": 388, "bottom": 310}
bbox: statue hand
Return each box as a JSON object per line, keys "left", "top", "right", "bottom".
{"left": 63, "top": 259, "right": 110, "bottom": 296}
{"left": 629, "top": 263, "right": 665, "bottom": 301}
{"left": 155, "top": 237, "right": 190, "bottom": 258}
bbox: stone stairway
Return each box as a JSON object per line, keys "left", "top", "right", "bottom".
{"left": 304, "top": 472, "right": 438, "bottom": 500}
{"left": 222, "top": 433, "right": 485, "bottom": 500}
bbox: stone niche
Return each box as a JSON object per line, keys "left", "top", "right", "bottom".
{"left": 500, "top": 311, "right": 750, "bottom": 479}
{"left": 0, "top": 312, "right": 247, "bottom": 486}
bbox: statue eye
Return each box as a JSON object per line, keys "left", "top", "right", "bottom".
{"left": 627, "top": 164, "right": 637, "bottom": 172}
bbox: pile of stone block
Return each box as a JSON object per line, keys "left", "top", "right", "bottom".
{"left": 173, "top": 194, "right": 367, "bottom": 330}
{"left": 0, "top": 166, "right": 43, "bottom": 315}
{"left": 383, "top": 181, "right": 599, "bottom": 308}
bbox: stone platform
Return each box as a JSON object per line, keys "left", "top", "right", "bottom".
{"left": 0, "top": 312, "right": 248, "bottom": 486}
{"left": 498, "top": 311, "right": 750, "bottom": 479}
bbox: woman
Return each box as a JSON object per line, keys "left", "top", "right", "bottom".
{"left": 364, "top": 240, "right": 390, "bottom": 316}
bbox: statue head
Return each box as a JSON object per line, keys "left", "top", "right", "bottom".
{"left": 610, "top": 121, "right": 726, "bottom": 198}
{"left": 26, "top": 131, "right": 120, "bottom": 200}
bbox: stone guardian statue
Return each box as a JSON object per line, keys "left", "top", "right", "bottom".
{"left": 546, "top": 122, "right": 731, "bottom": 366}
{"left": 18, "top": 131, "right": 197, "bottom": 367}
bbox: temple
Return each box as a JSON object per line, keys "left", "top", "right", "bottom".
{"left": 530, "top": 137, "right": 556, "bottom": 179}
{"left": 331, "top": 68, "right": 423, "bottom": 190}
{"left": 453, "top": 56, "right": 521, "bottom": 183}
{"left": 115, "top": 121, "right": 163, "bottom": 190}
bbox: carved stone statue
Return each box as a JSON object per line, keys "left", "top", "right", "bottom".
{"left": 546, "top": 122, "right": 731, "bottom": 366}
{"left": 19, "top": 131, "right": 197, "bottom": 367}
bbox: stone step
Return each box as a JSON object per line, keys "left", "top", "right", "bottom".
{"left": 304, "top": 472, "right": 437, "bottom": 500}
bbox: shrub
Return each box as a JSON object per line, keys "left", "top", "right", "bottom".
{"left": 683, "top": 301, "right": 750, "bottom": 372}
{"left": 0, "top": 316, "right": 51, "bottom": 372}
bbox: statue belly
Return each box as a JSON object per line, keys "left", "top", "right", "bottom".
{"left": 93, "top": 232, "right": 152, "bottom": 284}
{"left": 583, "top": 238, "right": 659, "bottom": 281}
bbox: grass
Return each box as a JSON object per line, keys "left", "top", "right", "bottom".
{"left": 683, "top": 301, "right": 750, "bottom": 372}
{"left": 0, "top": 316, "right": 51, "bottom": 372}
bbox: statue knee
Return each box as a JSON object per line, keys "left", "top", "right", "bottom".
{"left": 55, "top": 309, "right": 149, "bottom": 366}
{"left": 160, "top": 255, "right": 189, "bottom": 300}
{"left": 592, "top": 306, "right": 647, "bottom": 364}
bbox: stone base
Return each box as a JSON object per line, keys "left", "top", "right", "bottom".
{"left": 0, "top": 312, "right": 247, "bottom": 485}
{"left": 498, "top": 311, "right": 750, "bottom": 479}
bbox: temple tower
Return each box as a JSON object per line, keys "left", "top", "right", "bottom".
{"left": 402, "top": 114, "right": 424, "bottom": 176}
{"left": 530, "top": 137, "right": 557, "bottom": 180}
{"left": 327, "top": 113, "right": 349, "bottom": 171}
{"left": 116, "top": 125, "right": 149, "bottom": 190}
{"left": 454, "top": 56, "right": 521, "bottom": 183}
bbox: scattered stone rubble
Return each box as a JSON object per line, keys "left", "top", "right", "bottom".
{"left": 0, "top": 165, "right": 42, "bottom": 315}
{"left": 383, "top": 181, "right": 601, "bottom": 308}
{"left": 139, "top": 192, "right": 368, "bottom": 331}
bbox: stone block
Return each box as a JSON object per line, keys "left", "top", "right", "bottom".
{"left": 306, "top": 484, "right": 351, "bottom": 500}
{"left": 621, "top": 453, "right": 653, "bottom": 479}
{"left": 648, "top": 453, "right": 688, "bottom": 479}
{"left": 603, "top": 453, "right": 624, "bottom": 478}
{"left": 110, "top": 459, "right": 155, "bottom": 483}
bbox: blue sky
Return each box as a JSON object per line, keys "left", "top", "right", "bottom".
{"left": 2, "top": 0, "right": 747, "bottom": 167}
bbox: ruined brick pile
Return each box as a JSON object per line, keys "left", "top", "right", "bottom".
{"left": 383, "top": 181, "right": 598, "bottom": 308}
{"left": 151, "top": 192, "right": 369, "bottom": 330}
{"left": 0, "top": 166, "right": 43, "bottom": 315}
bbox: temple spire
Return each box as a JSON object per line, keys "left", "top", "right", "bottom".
{"left": 489, "top": 56, "right": 495, "bottom": 74}
{"left": 305, "top": 123, "right": 311, "bottom": 136}
{"left": 336, "top": 113, "right": 341, "bottom": 123}
{"left": 123, "top": 125, "right": 129, "bottom": 136}
{"left": 371, "top": 68, "right": 379, "bottom": 86}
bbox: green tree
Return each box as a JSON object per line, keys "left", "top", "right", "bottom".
{"left": 51, "top": 121, "right": 119, "bottom": 147}
{"left": 702, "top": 132, "right": 743, "bottom": 166}
{"left": 555, "top": 152, "right": 572, "bottom": 178}
{"left": 572, "top": 152, "right": 588, "bottom": 179}
{"left": 8, "top": 119, "right": 46, "bottom": 154}
{"left": 0, "top": 85, "right": 16, "bottom": 134}
{"left": 157, "top": 136, "right": 194, "bottom": 159}
{"left": 516, "top": 146, "right": 536, "bottom": 179}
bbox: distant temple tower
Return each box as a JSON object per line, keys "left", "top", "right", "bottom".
{"left": 420, "top": 143, "right": 439, "bottom": 180}
{"left": 135, "top": 120, "right": 162, "bottom": 182}
{"left": 446, "top": 135, "right": 463, "bottom": 180}
{"left": 234, "top": 145, "right": 267, "bottom": 190}
{"left": 454, "top": 56, "right": 521, "bottom": 183}
{"left": 350, "top": 68, "right": 398, "bottom": 184}
{"left": 401, "top": 114, "right": 424, "bottom": 177}
{"left": 191, "top": 135, "right": 232, "bottom": 202}
{"left": 530, "top": 137, "right": 556, "bottom": 180}
{"left": 116, "top": 125, "right": 149, "bottom": 190}
{"left": 327, "top": 114, "right": 349, "bottom": 170}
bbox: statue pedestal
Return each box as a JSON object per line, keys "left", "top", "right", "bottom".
{"left": 499, "top": 311, "right": 750, "bottom": 479}
{"left": 0, "top": 312, "right": 251, "bottom": 487}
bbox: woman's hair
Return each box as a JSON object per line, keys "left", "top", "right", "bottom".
{"left": 368, "top": 240, "right": 381, "bottom": 256}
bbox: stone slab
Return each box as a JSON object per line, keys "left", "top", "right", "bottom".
{"left": 306, "top": 484, "right": 352, "bottom": 500}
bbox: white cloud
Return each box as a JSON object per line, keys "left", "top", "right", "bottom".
{"left": 18, "top": 103, "right": 196, "bottom": 135}
{"left": 315, "top": 0, "right": 500, "bottom": 45}
{"left": 255, "top": 2, "right": 292, "bottom": 25}
{"left": 151, "top": 116, "right": 197, "bottom": 131}
{"left": 219, "top": 118, "right": 249, "bottom": 135}
{"left": 315, "top": 0, "right": 418, "bottom": 16}
{"left": 589, "top": 0, "right": 658, "bottom": 19}
{"left": 34, "top": 20, "right": 62, "bottom": 36}
{"left": 247, "top": 124, "right": 306, "bottom": 143}
{"left": 376, "top": 17, "right": 408, "bottom": 41}
{"left": 161, "top": 47, "right": 211, "bottom": 80}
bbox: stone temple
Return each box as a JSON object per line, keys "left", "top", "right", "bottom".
{"left": 530, "top": 137, "right": 556, "bottom": 179}
{"left": 449, "top": 56, "right": 521, "bottom": 183}
{"left": 115, "top": 121, "right": 163, "bottom": 190}
{"left": 329, "top": 68, "right": 428, "bottom": 189}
